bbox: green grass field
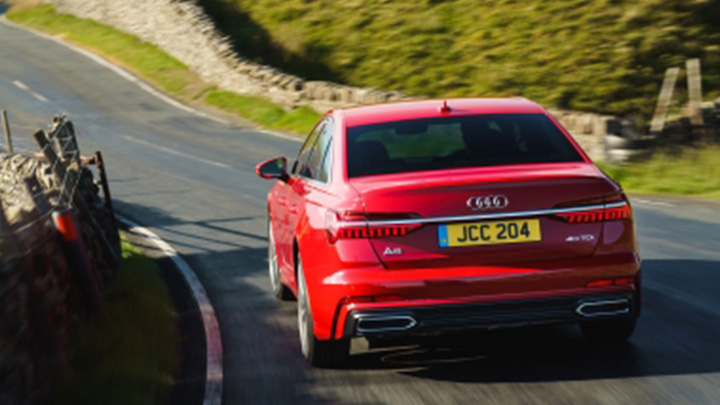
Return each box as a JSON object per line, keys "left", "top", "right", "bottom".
{"left": 55, "top": 239, "right": 179, "bottom": 404}
{"left": 7, "top": 4, "right": 320, "bottom": 135}
{"left": 599, "top": 146, "right": 720, "bottom": 199}
{"left": 200, "top": 0, "right": 720, "bottom": 122}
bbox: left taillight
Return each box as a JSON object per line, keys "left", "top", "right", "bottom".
{"left": 325, "top": 211, "right": 422, "bottom": 243}
{"left": 555, "top": 192, "right": 632, "bottom": 224}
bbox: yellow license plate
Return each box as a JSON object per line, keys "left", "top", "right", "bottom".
{"left": 438, "top": 219, "right": 541, "bottom": 247}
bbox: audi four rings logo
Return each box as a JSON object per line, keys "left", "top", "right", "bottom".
{"left": 467, "top": 195, "right": 509, "bottom": 211}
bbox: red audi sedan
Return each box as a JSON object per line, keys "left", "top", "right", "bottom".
{"left": 256, "top": 98, "right": 640, "bottom": 367}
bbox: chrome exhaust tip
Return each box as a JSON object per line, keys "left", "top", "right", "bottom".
{"left": 576, "top": 299, "right": 630, "bottom": 318}
{"left": 356, "top": 315, "right": 417, "bottom": 334}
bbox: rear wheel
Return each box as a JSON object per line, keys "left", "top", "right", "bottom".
{"left": 580, "top": 317, "right": 636, "bottom": 344}
{"left": 297, "top": 252, "right": 349, "bottom": 367}
{"left": 268, "top": 222, "right": 293, "bottom": 300}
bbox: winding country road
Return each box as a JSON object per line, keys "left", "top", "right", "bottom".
{"left": 2, "top": 13, "right": 720, "bottom": 404}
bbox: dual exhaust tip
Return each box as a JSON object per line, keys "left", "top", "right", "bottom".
{"left": 356, "top": 315, "right": 417, "bottom": 334}
{"left": 575, "top": 298, "right": 630, "bottom": 318}
{"left": 354, "top": 298, "right": 631, "bottom": 334}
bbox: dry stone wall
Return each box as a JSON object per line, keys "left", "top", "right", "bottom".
{"left": 54, "top": 0, "right": 406, "bottom": 112}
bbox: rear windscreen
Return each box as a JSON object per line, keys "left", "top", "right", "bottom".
{"left": 346, "top": 114, "right": 584, "bottom": 178}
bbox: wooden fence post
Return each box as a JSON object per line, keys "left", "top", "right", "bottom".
{"left": 686, "top": 59, "right": 704, "bottom": 126}
{"left": 33, "top": 130, "right": 72, "bottom": 204}
{"left": 51, "top": 117, "right": 80, "bottom": 165}
{"left": 1, "top": 110, "right": 13, "bottom": 155}
{"left": 650, "top": 67, "right": 680, "bottom": 135}
{"left": 685, "top": 58, "right": 712, "bottom": 143}
{"left": 94, "top": 151, "right": 115, "bottom": 225}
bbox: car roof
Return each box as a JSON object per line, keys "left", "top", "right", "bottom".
{"left": 335, "top": 98, "right": 547, "bottom": 128}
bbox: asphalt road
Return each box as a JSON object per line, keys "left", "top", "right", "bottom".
{"left": 2, "top": 14, "right": 720, "bottom": 404}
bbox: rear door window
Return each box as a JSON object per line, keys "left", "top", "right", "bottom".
{"left": 297, "top": 118, "right": 333, "bottom": 182}
{"left": 307, "top": 119, "right": 333, "bottom": 183}
{"left": 295, "top": 120, "right": 325, "bottom": 177}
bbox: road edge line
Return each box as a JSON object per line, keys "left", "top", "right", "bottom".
{"left": 0, "top": 14, "right": 230, "bottom": 125}
{"left": 117, "top": 215, "right": 223, "bottom": 405}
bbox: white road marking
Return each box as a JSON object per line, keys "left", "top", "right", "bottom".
{"left": 632, "top": 198, "right": 675, "bottom": 208}
{"left": 12, "top": 79, "right": 49, "bottom": 102}
{"left": 32, "top": 93, "right": 49, "bottom": 102}
{"left": 123, "top": 135, "right": 232, "bottom": 169}
{"left": 12, "top": 80, "right": 29, "bottom": 91}
{"left": 1, "top": 16, "right": 230, "bottom": 125}
{"left": 118, "top": 215, "right": 223, "bottom": 405}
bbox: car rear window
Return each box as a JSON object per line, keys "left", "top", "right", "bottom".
{"left": 346, "top": 114, "right": 584, "bottom": 178}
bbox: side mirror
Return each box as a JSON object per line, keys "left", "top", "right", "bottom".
{"left": 256, "top": 156, "right": 289, "bottom": 182}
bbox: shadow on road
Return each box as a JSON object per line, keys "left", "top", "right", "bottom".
{"left": 348, "top": 326, "right": 643, "bottom": 382}
{"left": 345, "top": 259, "right": 720, "bottom": 384}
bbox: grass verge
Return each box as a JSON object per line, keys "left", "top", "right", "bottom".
{"left": 599, "top": 146, "right": 720, "bottom": 199}
{"left": 204, "top": 90, "right": 320, "bottom": 133}
{"left": 56, "top": 238, "right": 179, "bottom": 405}
{"left": 6, "top": 4, "right": 319, "bottom": 135}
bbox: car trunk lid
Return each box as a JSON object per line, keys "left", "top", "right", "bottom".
{"left": 347, "top": 163, "right": 618, "bottom": 269}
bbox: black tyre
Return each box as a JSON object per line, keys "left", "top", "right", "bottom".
{"left": 268, "top": 222, "right": 293, "bottom": 301}
{"left": 297, "top": 253, "right": 349, "bottom": 367}
{"left": 580, "top": 317, "right": 636, "bottom": 344}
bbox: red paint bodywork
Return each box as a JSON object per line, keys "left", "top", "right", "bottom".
{"left": 262, "top": 98, "right": 640, "bottom": 341}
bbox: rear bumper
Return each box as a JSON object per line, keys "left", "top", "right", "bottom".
{"left": 311, "top": 251, "right": 640, "bottom": 340}
{"left": 342, "top": 292, "right": 636, "bottom": 338}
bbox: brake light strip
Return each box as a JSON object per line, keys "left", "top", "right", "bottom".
{"left": 336, "top": 202, "right": 628, "bottom": 227}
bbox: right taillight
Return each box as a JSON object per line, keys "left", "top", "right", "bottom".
{"left": 555, "top": 192, "right": 632, "bottom": 224}
{"left": 556, "top": 204, "right": 631, "bottom": 224}
{"left": 325, "top": 210, "right": 422, "bottom": 243}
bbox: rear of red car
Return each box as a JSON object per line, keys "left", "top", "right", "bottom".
{"left": 320, "top": 101, "right": 640, "bottom": 347}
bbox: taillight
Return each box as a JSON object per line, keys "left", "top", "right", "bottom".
{"left": 555, "top": 192, "right": 632, "bottom": 224}
{"left": 326, "top": 211, "right": 422, "bottom": 243}
{"left": 586, "top": 277, "right": 635, "bottom": 288}
{"left": 556, "top": 204, "right": 631, "bottom": 223}
{"left": 337, "top": 226, "right": 418, "bottom": 239}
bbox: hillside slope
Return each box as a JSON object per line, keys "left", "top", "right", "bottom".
{"left": 199, "top": 0, "right": 719, "bottom": 120}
